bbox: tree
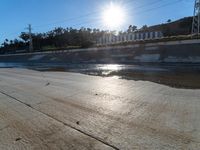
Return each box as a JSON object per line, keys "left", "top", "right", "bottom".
{"left": 132, "top": 25, "right": 137, "bottom": 32}
{"left": 20, "top": 32, "right": 29, "bottom": 42}
{"left": 5, "top": 39, "right": 9, "bottom": 43}
{"left": 167, "top": 19, "right": 172, "bottom": 23}
{"left": 10, "top": 40, "right": 13, "bottom": 45}
{"left": 141, "top": 25, "right": 148, "bottom": 30}
{"left": 1, "top": 26, "right": 125, "bottom": 53}
{"left": 127, "top": 25, "right": 137, "bottom": 33}
{"left": 127, "top": 25, "right": 133, "bottom": 33}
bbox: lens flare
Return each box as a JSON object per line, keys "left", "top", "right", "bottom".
{"left": 102, "top": 2, "right": 126, "bottom": 29}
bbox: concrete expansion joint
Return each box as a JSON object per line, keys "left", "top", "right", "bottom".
{"left": 0, "top": 90, "right": 33, "bottom": 108}
{"left": 0, "top": 90, "right": 119, "bottom": 150}
{"left": 62, "top": 122, "right": 119, "bottom": 150}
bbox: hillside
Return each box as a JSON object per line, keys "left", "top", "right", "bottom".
{"left": 144, "top": 17, "right": 193, "bottom": 36}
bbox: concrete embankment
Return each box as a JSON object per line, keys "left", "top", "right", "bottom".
{"left": 0, "top": 39, "right": 200, "bottom": 64}
{"left": 0, "top": 68, "right": 200, "bottom": 149}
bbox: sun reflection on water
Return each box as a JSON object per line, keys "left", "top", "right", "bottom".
{"left": 98, "top": 64, "right": 122, "bottom": 71}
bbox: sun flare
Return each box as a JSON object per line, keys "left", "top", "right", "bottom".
{"left": 102, "top": 2, "right": 126, "bottom": 29}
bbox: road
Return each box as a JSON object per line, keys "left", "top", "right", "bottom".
{"left": 0, "top": 68, "right": 199, "bottom": 149}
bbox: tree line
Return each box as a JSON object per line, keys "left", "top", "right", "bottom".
{"left": 0, "top": 25, "right": 146, "bottom": 54}
{"left": 0, "top": 27, "right": 104, "bottom": 54}
{"left": 0, "top": 17, "right": 192, "bottom": 54}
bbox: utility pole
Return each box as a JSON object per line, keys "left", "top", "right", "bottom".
{"left": 192, "top": 0, "right": 200, "bottom": 35}
{"left": 26, "top": 24, "right": 33, "bottom": 52}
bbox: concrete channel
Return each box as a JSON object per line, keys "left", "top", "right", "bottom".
{"left": 0, "top": 68, "right": 200, "bottom": 149}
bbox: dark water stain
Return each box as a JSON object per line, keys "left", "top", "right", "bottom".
{"left": 1, "top": 63, "right": 200, "bottom": 89}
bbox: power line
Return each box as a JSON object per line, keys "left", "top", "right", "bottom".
{"left": 70, "top": 0, "right": 183, "bottom": 30}
{"left": 33, "top": 0, "right": 141, "bottom": 29}
{"left": 3, "top": 0, "right": 179, "bottom": 32}
{"left": 70, "top": 0, "right": 183, "bottom": 28}
{"left": 33, "top": 0, "right": 171, "bottom": 30}
{"left": 128, "top": 0, "right": 183, "bottom": 17}
{"left": 126, "top": 0, "right": 164, "bottom": 12}
{"left": 33, "top": 11, "right": 100, "bottom": 28}
{"left": 2, "top": 0, "right": 184, "bottom": 41}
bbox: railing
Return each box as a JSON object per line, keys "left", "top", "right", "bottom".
{"left": 97, "top": 31, "right": 163, "bottom": 46}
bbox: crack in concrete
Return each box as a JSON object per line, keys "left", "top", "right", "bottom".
{"left": 0, "top": 90, "right": 119, "bottom": 150}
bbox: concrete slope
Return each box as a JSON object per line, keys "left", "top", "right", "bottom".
{"left": 0, "top": 68, "right": 200, "bottom": 149}
{"left": 1, "top": 39, "right": 200, "bottom": 63}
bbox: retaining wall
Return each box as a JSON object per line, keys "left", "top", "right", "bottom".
{"left": 0, "top": 39, "right": 200, "bottom": 64}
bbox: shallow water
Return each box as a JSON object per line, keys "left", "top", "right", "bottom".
{"left": 0, "top": 63, "right": 169, "bottom": 71}
{"left": 0, "top": 62, "right": 200, "bottom": 89}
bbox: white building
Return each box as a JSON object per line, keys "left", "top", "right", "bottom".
{"left": 97, "top": 31, "right": 163, "bottom": 46}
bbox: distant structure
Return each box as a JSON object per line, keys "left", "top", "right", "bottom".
{"left": 192, "top": 0, "right": 200, "bottom": 34}
{"left": 26, "top": 24, "right": 33, "bottom": 52}
{"left": 97, "top": 31, "right": 163, "bottom": 46}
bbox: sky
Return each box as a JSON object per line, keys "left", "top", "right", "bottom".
{"left": 0, "top": 0, "right": 194, "bottom": 44}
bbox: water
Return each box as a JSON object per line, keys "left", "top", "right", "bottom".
{"left": 0, "top": 62, "right": 200, "bottom": 89}
{"left": 0, "top": 63, "right": 169, "bottom": 73}
{"left": 0, "top": 63, "right": 22, "bottom": 68}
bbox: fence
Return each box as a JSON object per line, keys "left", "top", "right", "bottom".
{"left": 97, "top": 31, "right": 163, "bottom": 46}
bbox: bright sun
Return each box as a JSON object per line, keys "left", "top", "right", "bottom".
{"left": 102, "top": 3, "right": 126, "bottom": 29}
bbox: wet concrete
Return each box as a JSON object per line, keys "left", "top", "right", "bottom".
{"left": 1, "top": 63, "right": 200, "bottom": 89}
{"left": 0, "top": 68, "right": 200, "bottom": 149}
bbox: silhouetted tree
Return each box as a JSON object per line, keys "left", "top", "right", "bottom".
{"left": 141, "top": 25, "right": 148, "bottom": 30}
{"left": 20, "top": 32, "right": 29, "bottom": 42}
{"left": 167, "top": 19, "right": 172, "bottom": 23}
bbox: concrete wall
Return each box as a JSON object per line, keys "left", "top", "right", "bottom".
{"left": 0, "top": 39, "right": 200, "bottom": 64}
